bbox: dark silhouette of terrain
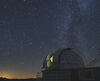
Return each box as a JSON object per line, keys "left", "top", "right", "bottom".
{"left": 0, "top": 77, "right": 42, "bottom": 81}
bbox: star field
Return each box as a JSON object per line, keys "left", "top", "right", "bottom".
{"left": 0, "top": 0, "right": 100, "bottom": 79}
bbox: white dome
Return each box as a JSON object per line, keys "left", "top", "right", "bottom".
{"left": 43, "top": 48, "right": 84, "bottom": 69}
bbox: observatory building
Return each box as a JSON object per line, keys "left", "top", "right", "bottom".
{"left": 42, "top": 48, "right": 100, "bottom": 81}
{"left": 43, "top": 48, "right": 84, "bottom": 69}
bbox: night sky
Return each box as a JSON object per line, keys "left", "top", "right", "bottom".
{"left": 0, "top": 0, "right": 100, "bottom": 79}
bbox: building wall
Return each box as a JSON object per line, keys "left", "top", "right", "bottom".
{"left": 42, "top": 67, "right": 100, "bottom": 81}
{"left": 42, "top": 69, "right": 71, "bottom": 81}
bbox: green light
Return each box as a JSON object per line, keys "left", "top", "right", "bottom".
{"left": 47, "top": 61, "right": 52, "bottom": 68}
{"left": 46, "top": 50, "right": 56, "bottom": 68}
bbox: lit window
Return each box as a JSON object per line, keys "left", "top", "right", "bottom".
{"left": 50, "top": 56, "right": 54, "bottom": 63}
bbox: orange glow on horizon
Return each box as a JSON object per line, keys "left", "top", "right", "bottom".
{"left": 0, "top": 72, "right": 13, "bottom": 79}
{"left": 0, "top": 72, "right": 34, "bottom": 79}
{"left": 33, "top": 75, "right": 37, "bottom": 79}
{"left": 0, "top": 72, "right": 42, "bottom": 79}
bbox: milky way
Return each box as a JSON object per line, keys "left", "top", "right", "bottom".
{"left": 56, "top": 0, "right": 100, "bottom": 64}
{"left": 0, "top": 0, "right": 100, "bottom": 78}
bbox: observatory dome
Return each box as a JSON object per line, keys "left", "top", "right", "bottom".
{"left": 43, "top": 48, "right": 84, "bottom": 70}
